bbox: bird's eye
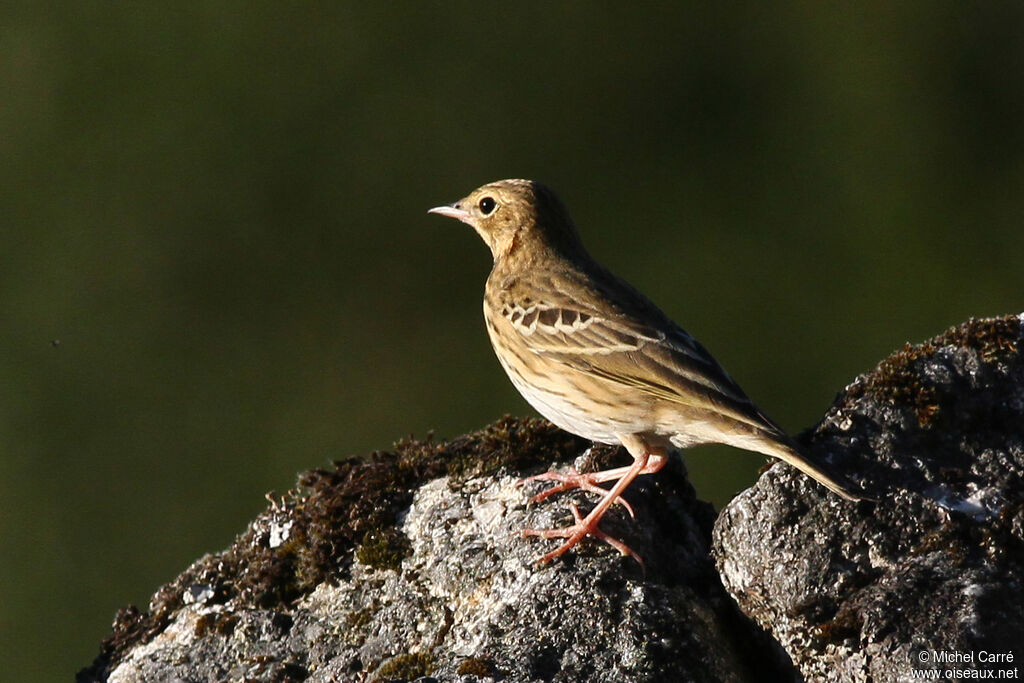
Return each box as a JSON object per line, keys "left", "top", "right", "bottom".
{"left": 478, "top": 197, "right": 497, "bottom": 215}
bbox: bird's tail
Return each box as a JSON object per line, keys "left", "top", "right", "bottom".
{"left": 760, "top": 437, "right": 870, "bottom": 502}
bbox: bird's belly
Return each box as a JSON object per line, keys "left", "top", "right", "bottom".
{"left": 514, "top": 381, "right": 624, "bottom": 444}
{"left": 496, "top": 355, "right": 639, "bottom": 444}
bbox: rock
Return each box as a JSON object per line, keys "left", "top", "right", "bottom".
{"left": 80, "top": 314, "right": 1024, "bottom": 682}
{"left": 713, "top": 314, "right": 1024, "bottom": 682}
{"left": 79, "top": 418, "right": 785, "bottom": 683}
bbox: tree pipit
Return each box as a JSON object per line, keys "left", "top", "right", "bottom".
{"left": 429, "top": 179, "right": 865, "bottom": 565}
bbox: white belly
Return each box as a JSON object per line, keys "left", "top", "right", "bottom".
{"left": 497, "top": 353, "right": 634, "bottom": 445}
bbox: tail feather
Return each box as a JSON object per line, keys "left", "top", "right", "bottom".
{"left": 760, "top": 438, "right": 870, "bottom": 501}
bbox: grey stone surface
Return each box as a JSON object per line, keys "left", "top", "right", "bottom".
{"left": 714, "top": 314, "right": 1024, "bottom": 682}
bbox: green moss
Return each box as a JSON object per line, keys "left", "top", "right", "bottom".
{"left": 192, "top": 613, "right": 216, "bottom": 638}
{"left": 935, "top": 315, "right": 1020, "bottom": 362}
{"left": 338, "top": 605, "right": 376, "bottom": 648}
{"left": 372, "top": 651, "right": 433, "bottom": 681}
{"left": 215, "top": 614, "right": 240, "bottom": 636}
{"left": 845, "top": 315, "right": 1021, "bottom": 427}
{"left": 192, "top": 612, "right": 239, "bottom": 639}
{"left": 345, "top": 606, "right": 374, "bottom": 631}
{"left": 355, "top": 528, "right": 411, "bottom": 571}
{"left": 457, "top": 657, "right": 495, "bottom": 676}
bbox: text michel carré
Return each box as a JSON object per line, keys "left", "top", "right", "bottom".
{"left": 927, "top": 651, "right": 1015, "bottom": 664}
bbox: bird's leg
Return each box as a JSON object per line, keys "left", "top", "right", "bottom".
{"left": 522, "top": 454, "right": 668, "bottom": 519}
{"left": 564, "top": 503, "right": 640, "bottom": 565}
{"left": 522, "top": 438, "right": 666, "bottom": 565}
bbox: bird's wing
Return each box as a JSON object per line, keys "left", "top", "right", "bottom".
{"left": 496, "top": 289, "right": 775, "bottom": 432}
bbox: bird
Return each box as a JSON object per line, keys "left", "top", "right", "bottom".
{"left": 428, "top": 179, "right": 865, "bottom": 565}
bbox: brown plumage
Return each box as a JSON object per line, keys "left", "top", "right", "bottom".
{"left": 430, "top": 179, "right": 864, "bottom": 564}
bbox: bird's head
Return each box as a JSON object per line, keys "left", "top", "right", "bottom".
{"left": 429, "top": 179, "right": 584, "bottom": 262}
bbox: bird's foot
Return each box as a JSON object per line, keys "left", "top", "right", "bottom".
{"left": 521, "top": 503, "right": 643, "bottom": 568}
{"left": 519, "top": 442, "right": 663, "bottom": 567}
{"left": 520, "top": 468, "right": 636, "bottom": 518}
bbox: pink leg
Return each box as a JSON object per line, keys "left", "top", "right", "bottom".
{"left": 522, "top": 455, "right": 668, "bottom": 518}
{"left": 521, "top": 437, "right": 668, "bottom": 565}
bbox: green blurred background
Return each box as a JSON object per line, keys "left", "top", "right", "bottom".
{"left": 2, "top": 3, "right": 1022, "bottom": 678}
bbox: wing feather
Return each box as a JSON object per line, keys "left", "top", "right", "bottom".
{"left": 498, "top": 296, "right": 771, "bottom": 430}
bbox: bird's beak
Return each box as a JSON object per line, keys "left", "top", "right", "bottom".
{"left": 428, "top": 204, "right": 472, "bottom": 224}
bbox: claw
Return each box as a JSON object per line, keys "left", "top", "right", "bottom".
{"left": 522, "top": 504, "right": 644, "bottom": 568}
